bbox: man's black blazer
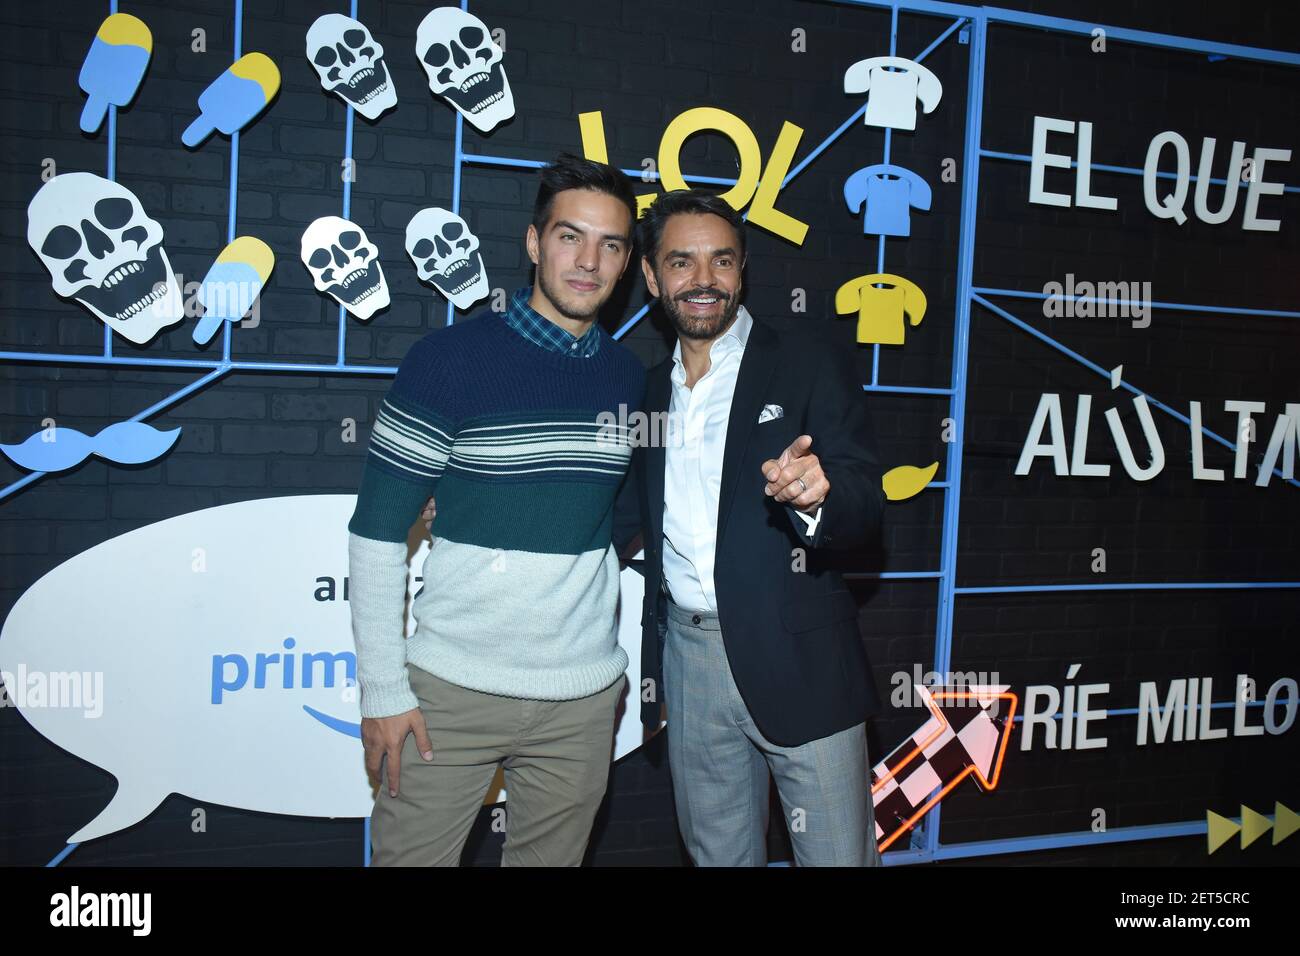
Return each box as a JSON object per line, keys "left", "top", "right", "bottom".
{"left": 613, "top": 313, "right": 885, "bottom": 748}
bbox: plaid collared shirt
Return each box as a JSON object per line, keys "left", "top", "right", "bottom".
{"left": 504, "top": 286, "right": 601, "bottom": 358}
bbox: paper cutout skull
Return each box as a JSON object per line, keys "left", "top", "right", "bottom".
{"left": 27, "top": 172, "right": 183, "bottom": 345}
{"left": 300, "top": 216, "right": 390, "bottom": 321}
{"left": 415, "top": 7, "right": 514, "bottom": 133}
{"left": 405, "top": 207, "right": 489, "bottom": 310}
{"left": 305, "top": 14, "right": 396, "bottom": 120}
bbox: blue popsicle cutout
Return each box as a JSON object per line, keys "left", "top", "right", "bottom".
{"left": 193, "top": 263, "right": 261, "bottom": 344}
{"left": 192, "top": 237, "right": 274, "bottom": 344}
{"left": 78, "top": 13, "right": 153, "bottom": 133}
{"left": 182, "top": 52, "right": 280, "bottom": 148}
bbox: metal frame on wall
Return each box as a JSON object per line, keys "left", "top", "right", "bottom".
{"left": 3, "top": 0, "right": 1296, "bottom": 867}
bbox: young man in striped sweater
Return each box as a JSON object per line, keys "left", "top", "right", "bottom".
{"left": 346, "top": 154, "right": 645, "bottom": 866}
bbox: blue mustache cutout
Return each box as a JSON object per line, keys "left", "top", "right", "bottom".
{"left": 1, "top": 421, "right": 181, "bottom": 472}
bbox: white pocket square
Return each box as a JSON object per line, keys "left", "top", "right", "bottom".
{"left": 757, "top": 403, "right": 784, "bottom": 424}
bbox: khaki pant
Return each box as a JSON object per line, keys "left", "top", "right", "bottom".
{"left": 371, "top": 663, "right": 626, "bottom": 866}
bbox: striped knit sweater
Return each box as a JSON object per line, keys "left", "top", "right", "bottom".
{"left": 346, "top": 304, "right": 645, "bottom": 718}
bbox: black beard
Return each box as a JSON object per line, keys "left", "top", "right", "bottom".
{"left": 660, "top": 286, "right": 740, "bottom": 341}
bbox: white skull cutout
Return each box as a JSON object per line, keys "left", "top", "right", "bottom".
{"left": 415, "top": 8, "right": 514, "bottom": 133}
{"left": 300, "top": 216, "right": 390, "bottom": 321}
{"left": 27, "top": 172, "right": 183, "bottom": 345}
{"left": 405, "top": 207, "right": 489, "bottom": 310}
{"left": 306, "top": 14, "right": 397, "bottom": 121}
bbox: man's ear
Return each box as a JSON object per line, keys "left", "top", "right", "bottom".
{"left": 640, "top": 256, "right": 660, "bottom": 297}
{"left": 525, "top": 223, "right": 540, "bottom": 266}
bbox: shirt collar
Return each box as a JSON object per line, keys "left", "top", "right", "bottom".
{"left": 671, "top": 304, "right": 753, "bottom": 378}
{"left": 504, "top": 286, "right": 601, "bottom": 358}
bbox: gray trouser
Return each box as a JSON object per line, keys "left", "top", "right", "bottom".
{"left": 663, "top": 600, "right": 882, "bottom": 867}
{"left": 371, "top": 663, "right": 626, "bottom": 866}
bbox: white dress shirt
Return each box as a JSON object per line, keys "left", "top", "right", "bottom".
{"left": 662, "top": 306, "right": 821, "bottom": 612}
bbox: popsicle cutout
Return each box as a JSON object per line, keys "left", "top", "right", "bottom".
{"left": 192, "top": 236, "right": 274, "bottom": 345}
{"left": 182, "top": 52, "right": 281, "bottom": 148}
{"left": 79, "top": 13, "right": 153, "bottom": 133}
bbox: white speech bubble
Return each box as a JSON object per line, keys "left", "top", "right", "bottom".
{"left": 0, "top": 494, "right": 652, "bottom": 844}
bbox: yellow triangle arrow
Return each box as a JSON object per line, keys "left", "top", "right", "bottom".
{"left": 1206, "top": 809, "right": 1240, "bottom": 854}
{"left": 1274, "top": 802, "right": 1299, "bottom": 846}
{"left": 1240, "top": 804, "right": 1273, "bottom": 849}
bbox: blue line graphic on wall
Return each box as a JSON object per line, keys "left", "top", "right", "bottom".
{"left": 78, "top": 13, "right": 153, "bottom": 133}
{"left": 1, "top": 421, "right": 182, "bottom": 472}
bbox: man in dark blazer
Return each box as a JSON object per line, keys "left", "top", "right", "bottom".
{"left": 612, "top": 189, "right": 886, "bottom": 866}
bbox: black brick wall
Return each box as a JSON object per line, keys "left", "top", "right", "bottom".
{"left": 1, "top": 0, "right": 1297, "bottom": 867}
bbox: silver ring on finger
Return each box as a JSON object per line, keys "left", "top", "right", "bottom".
{"left": 797, "top": 477, "right": 808, "bottom": 493}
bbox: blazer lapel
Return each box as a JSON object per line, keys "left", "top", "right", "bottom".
{"left": 716, "top": 316, "right": 779, "bottom": 548}
{"left": 643, "top": 358, "right": 672, "bottom": 544}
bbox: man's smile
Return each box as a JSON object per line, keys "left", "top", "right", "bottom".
{"left": 678, "top": 289, "right": 727, "bottom": 312}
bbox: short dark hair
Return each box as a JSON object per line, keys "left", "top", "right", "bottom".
{"left": 638, "top": 188, "right": 746, "bottom": 267}
{"left": 531, "top": 152, "right": 637, "bottom": 236}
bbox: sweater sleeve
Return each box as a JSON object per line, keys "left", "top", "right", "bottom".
{"left": 347, "top": 337, "right": 456, "bottom": 718}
